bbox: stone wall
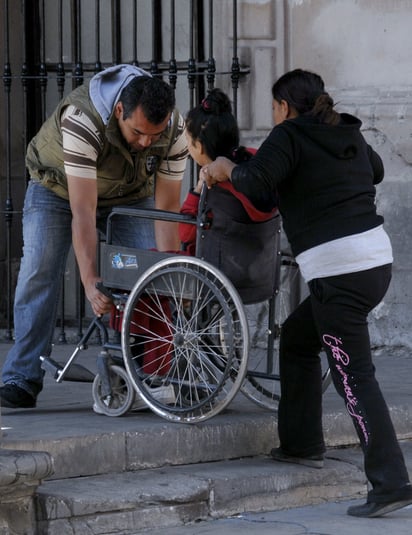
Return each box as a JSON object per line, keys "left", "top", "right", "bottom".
{"left": 213, "top": 0, "right": 412, "bottom": 348}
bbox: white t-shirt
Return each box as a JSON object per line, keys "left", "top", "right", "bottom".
{"left": 296, "top": 225, "right": 393, "bottom": 282}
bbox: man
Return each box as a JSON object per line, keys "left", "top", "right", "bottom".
{"left": 0, "top": 64, "right": 188, "bottom": 408}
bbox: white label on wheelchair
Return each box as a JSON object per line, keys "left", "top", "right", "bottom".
{"left": 111, "top": 252, "right": 138, "bottom": 269}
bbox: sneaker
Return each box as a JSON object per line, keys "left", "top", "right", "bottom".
{"left": 0, "top": 383, "right": 36, "bottom": 408}
{"left": 270, "top": 447, "right": 324, "bottom": 469}
{"left": 131, "top": 384, "right": 176, "bottom": 411}
{"left": 347, "top": 488, "right": 412, "bottom": 517}
{"left": 93, "top": 384, "right": 176, "bottom": 415}
{"left": 93, "top": 402, "right": 105, "bottom": 415}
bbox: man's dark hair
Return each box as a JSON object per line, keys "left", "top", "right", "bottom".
{"left": 119, "top": 75, "right": 175, "bottom": 125}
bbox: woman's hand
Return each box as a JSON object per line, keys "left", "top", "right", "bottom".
{"left": 201, "top": 157, "right": 237, "bottom": 188}
{"left": 193, "top": 176, "right": 205, "bottom": 194}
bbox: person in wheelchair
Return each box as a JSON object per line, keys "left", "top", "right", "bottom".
{"left": 203, "top": 69, "right": 412, "bottom": 518}
{"left": 0, "top": 64, "right": 188, "bottom": 409}
{"left": 106, "top": 89, "right": 280, "bottom": 414}
{"left": 180, "top": 88, "right": 279, "bottom": 303}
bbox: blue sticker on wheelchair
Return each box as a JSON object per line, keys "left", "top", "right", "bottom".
{"left": 111, "top": 252, "right": 138, "bottom": 269}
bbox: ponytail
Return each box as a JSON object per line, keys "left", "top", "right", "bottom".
{"left": 272, "top": 69, "right": 340, "bottom": 125}
{"left": 311, "top": 93, "right": 340, "bottom": 125}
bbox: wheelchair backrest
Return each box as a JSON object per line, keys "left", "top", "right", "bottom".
{"left": 195, "top": 185, "right": 280, "bottom": 304}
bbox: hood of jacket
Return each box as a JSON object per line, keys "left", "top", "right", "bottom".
{"left": 89, "top": 64, "right": 150, "bottom": 125}
{"left": 283, "top": 113, "right": 363, "bottom": 160}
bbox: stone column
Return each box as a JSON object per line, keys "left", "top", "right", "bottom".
{"left": 0, "top": 448, "right": 54, "bottom": 534}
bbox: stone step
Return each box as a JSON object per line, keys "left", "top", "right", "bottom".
{"left": 2, "top": 345, "right": 412, "bottom": 533}
{"left": 3, "top": 387, "right": 412, "bottom": 482}
{"left": 3, "top": 342, "right": 411, "bottom": 482}
{"left": 36, "top": 449, "right": 367, "bottom": 534}
{"left": 2, "top": 396, "right": 364, "bottom": 481}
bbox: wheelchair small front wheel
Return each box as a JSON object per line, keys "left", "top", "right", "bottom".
{"left": 92, "top": 364, "right": 135, "bottom": 417}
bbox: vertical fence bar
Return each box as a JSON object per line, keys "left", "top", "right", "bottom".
{"left": 2, "top": 0, "right": 13, "bottom": 340}
{"left": 39, "top": 0, "right": 48, "bottom": 117}
{"left": 70, "top": 0, "right": 85, "bottom": 339}
{"left": 21, "top": 2, "right": 30, "bottom": 152}
{"left": 57, "top": 0, "right": 67, "bottom": 343}
{"left": 231, "top": 0, "right": 240, "bottom": 117}
{"left": 188, "top": 0, "right": 196, "bottom": 105}
{"left": 73, "top": 0, "right": 84, "bottom": 88}
{"left": 168, "top": 0, "right": 177, "bottom": 89}
{"left": 132, "top": 0, "right": 139, "bottom": 66}
{"left": 187, "top": 0, "right": 197, "bottom": 188}
{"left": 24, "top": 1, "right": 42, "bottom": 142}
{"left": 95, "top": 0, "right": 102, "bottom": 73}
{"left": 151, "top": 0, "right": 161, "bottom": 75}
{"left": 111, "top": 0, "right": 121, "bottom": 65}
{"left": 94, "top": 0, "right": 104, "bottom": 344}
{"left": 206, "top": 0, "right": 215, "bottom": 92}
{"left": 195, "top": 0, "right": 205, "bottom": 100}
{"left": 57, "top": 0, "right": 66, "bottom": 98}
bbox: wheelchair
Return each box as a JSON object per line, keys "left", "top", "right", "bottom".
{"left": 41, "top": 185, "right": 330, "bottom": 424}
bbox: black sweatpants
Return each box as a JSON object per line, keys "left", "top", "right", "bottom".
{"left": 277, "top": 264, "right": 410, "bottom": 503}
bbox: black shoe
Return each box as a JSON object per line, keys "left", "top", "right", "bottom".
{"left": 0, "top": 383, "right": 36, "bottom": 408}
{"left": 270, "top": 447, "right": 324, "bottom": 469}
{"left": 347, "top": 495, "right": 412, "bottom": 518}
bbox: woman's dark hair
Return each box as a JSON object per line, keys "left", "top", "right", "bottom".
{"left": 185, "top": 88, "right": 240, "bottom": 160}
{"left": 272, "top": 69, "right": 340, "bottom": 125}
{"left": 119, "top": 75, "right": 175, "bottom": 125}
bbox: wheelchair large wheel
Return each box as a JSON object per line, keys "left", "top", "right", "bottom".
{"left": 241, "top": 253, "right": 331, "bottom": 410}
{"left": 121, "top": 256, "right": 249, "bottom": 423}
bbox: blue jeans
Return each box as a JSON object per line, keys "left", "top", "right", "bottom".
{"left": 2, "top": 181, "right": 155, "bottom": 397}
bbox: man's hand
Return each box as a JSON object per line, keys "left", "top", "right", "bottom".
{"left": 86, "top": 278, "right": 113, "bottom": 316}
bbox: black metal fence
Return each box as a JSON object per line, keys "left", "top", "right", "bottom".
{"left": 0, "top": 0, "right": 248, "bottom": 340}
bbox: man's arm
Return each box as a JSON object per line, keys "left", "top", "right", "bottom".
{"left": 62, "top": 105, "right": 111, "bottom": 315}
{"left": 154, "top": 112, "right": 188, "bottom": 251}
{"left": 67, "top": 176, "right": 112, "bottom": 316}
{"left": 154, "top": 177, "right": 182, "bottom": 251}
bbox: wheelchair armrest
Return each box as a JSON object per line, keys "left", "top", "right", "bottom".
{"left": 107, "top": 207, "right": 196, "bottom": 242}
{"left": 108, "top": 206, "right": 196, "bottom": 223}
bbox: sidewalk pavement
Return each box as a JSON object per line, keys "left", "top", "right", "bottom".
{"left": 0, "top": 333, "right": 412, "bottom": 533}
{"left": 1, "top": 336, "right": 411, "bottom": 453}
{"left": 147, "top": 492, "right": 412, "bottom": 534}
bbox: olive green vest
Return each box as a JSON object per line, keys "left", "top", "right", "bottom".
{"left": 26, "top": 83, "right": 180, "bottom": 207}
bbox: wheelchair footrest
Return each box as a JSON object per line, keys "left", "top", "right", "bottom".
{"left": 40, "top": 356, "right": 95, "bottom": 382}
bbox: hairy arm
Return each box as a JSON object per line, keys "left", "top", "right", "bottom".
{"left": 62, "top": 105, "right": 111, "bottom": 315}
{"left": 154, "top": 177, "right": 182, "bottom": 251}
{"left": 155, "top": 111, "right": 188, "bottom": 251}
{"left": 67, "top": 177, "right": 112, "bottom": 316}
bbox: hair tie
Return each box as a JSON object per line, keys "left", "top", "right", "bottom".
{"left": 201, "top": 97, "right": 211, "bottom": 112}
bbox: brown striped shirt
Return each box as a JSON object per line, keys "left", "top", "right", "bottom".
{"left": 61, "top": 105, "right": 187, "bottom": 181}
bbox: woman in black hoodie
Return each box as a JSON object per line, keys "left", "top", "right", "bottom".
{"left": 202, "top": 69, "right": 412, "bottom": 518}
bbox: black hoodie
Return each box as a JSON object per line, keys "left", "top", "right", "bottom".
{"left": 231, "top": 113, "right": 384, "bottom": 257}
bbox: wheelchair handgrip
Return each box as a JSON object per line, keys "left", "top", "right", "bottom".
{"left": 95, "top": 281, "right": 112, "bottom": 299}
